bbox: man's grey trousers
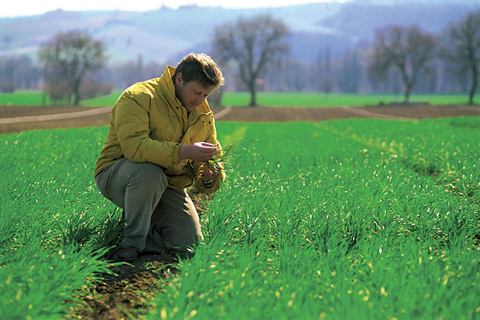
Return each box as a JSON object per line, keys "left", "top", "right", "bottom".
{"left": 95, "top": 158, "right": 203, "bottom": 255}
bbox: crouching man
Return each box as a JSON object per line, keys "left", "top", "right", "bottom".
{"left": 94, "top": 53, "right": 225, "bottom": 261}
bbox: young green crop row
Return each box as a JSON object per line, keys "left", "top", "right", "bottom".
{"left": 0, "top": 117, "right": 478, "bottom": 319}
{"left": 151, "top": 118, "right": 479, "bottom": 319}
{"left": 0, "top": 127, "right": 117, "bottom": 318}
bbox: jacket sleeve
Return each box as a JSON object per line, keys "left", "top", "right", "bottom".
{"left": 192, "top": 116, "right": 227, "bottom": 194}
{"left": 114, "top": 92, "right": 181, "bottom": 167}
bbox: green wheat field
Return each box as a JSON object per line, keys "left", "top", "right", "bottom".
{"left": 0, "top": 115, "right": 479, "bottom": 319}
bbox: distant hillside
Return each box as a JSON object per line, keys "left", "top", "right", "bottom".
{"left": 320, "top": 1, "right": 479, "bottom": 42}
{"left": 0, "top": 1, "right": 478, "bottom": 65}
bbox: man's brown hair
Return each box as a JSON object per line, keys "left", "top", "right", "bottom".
{"left": 174, "top": 53, "right": 224, "bottom": 88}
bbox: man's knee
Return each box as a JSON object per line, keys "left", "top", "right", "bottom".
{"left": 128, "top": 161, "right": 168, "bottom": 190}
{"left": 163, "top": 223, "right": 202, "bottom": 252}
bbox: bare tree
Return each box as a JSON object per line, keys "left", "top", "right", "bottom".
{"left": 317, "top": 47, "right": 334, "bottom": 93}
{"left": 441, "top": 11, "right": 480, "bottom": 105}
{"left": 368, "top": 25, "right": 436, "bottom": 103}
{"left": 338, "top": 48, "right": 362, "bottom": 93}
{"left": 213, "top": 14, "right": 289, "bottom": 107}
{"left": 38, "top": 31, "right": 106, "bottom": 105}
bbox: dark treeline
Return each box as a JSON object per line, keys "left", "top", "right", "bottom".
{"left": 0, "top": 55, "right": 42, "bottom": 92}
{"left": 0, "top": 53, "right": 164, "bottom": 92}
{"left": 0, "top": 49, "right": 469, "bottom": 95}
{"left": 249, "top": 46, "right": 471, "bottom": 94}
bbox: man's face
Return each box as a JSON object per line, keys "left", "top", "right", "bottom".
{"left": 175, "top": 73, "right": 215, "bottom": 111}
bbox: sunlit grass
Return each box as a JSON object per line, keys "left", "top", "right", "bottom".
{"left": 0, "top": 127, "right": 116, "bottom": 318}
{"left": 151, "top": 117, "right": 480, "bottom": 319}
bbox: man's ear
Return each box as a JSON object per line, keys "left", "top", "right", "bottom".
{"left": 175, "top": 72, "right": 183, "bottom": 86}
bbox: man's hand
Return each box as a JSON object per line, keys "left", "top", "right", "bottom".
{"left": 179, "top": 142, "right": 217, "bottom": 161}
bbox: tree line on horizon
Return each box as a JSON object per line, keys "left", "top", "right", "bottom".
{"left": 0, "top": 10, "right": 479, "bottom": 106}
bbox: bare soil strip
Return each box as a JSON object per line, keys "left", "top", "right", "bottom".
{"left": 0, "top": 107, "right": 111, "bottom": 124}
{"left": 66, "top": 257, "right": 178, "bottom": 320}
{"left": 0, "top": 107, "right": 112, "bottom": 133}
{"left": 214, "top": 106, "right": 232, "bottom": 119}
{"left": 340, "top": 106, "right": 414, "bottom": 120}
{"left": 217, "top": 105, "right": 480, "bottom": 122}
{"left": 0, "top": 106, "right": 104, "bottom": 118}
{"left": 0, "top": 105, "right": 478, "bottom": 134}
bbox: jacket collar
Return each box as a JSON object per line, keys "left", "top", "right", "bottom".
{"left": 158, "top": 66, "right": 213, "bottom": 117}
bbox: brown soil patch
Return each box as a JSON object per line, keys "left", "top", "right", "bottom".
{"left": 218, "top": 104, "right": 480, "bottom": 121}
{"left": 0, "top": 106, "right": 96, "bottom": 118}
{"left": 0, "top": 106, "right": 111, "bottom": 133}
{"left": 67, "top": 257, "right": 176, "bottom": 320}
{"left": 1, "top": 104, "right": 479, "bottom": 134}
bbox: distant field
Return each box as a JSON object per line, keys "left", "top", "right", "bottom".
{"left": 221, "top": 92, "right": 474, "bottom": 107}
{"left": 0, "top": 90, "right": 474, "bottom": 108}
{"left": 81, "top": 91, "right": 122, "bottom": 107}
{"left": 0, "top": 90, "right": 118, "bottom": 107}
{"left": 0, "top": 90, "right": 56, "bottom": 106}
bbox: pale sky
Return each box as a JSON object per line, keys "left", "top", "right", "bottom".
{"left": 1, "top": 0, "right": 351, "bottom": 17}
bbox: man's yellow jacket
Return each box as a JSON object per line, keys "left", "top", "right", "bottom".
{"left": 95, "top": 66, "right": 225, "bottom": 193}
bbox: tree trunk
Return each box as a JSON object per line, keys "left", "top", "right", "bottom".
{"left": 73, "top": 94, "right": 80, "bottom": 106}
{"left": 72, "top": 81, "right": 81, "bottom": 106}
{"left": 468, "top": 62, "right": 478, "bottom": 105}
{"left": 403, "top": 83, "right": 412, "bottom": 104}
{"left": 248, "top": 81, "right": 257, "bottom": 107}
{"left": 398, "top": 65, "right": 412, "bottom": 104}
